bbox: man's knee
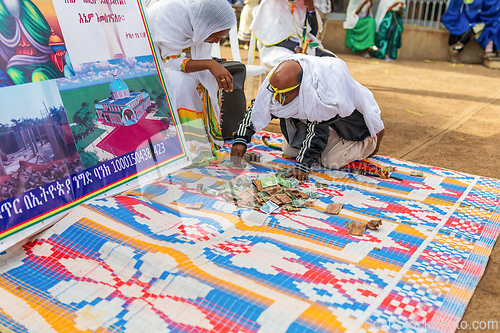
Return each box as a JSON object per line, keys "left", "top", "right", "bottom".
{"left": 321, "top": 153, "right": 349, "bottom": 169}
{"left": 320, "top": 137, "right": 377, "bottom": 169}
{"left": 282, "top": 140, "right": 299, "bottom": 158}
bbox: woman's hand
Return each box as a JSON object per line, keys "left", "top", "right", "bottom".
{"left": 208, "top": 60, "right": 233, "bottom": 92}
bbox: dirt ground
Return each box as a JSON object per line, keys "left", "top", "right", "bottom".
{"left": 222, "top": 45, "right": 500, "bottom": 331}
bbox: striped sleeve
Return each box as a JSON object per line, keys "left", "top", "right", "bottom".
{"left": 233, "top": 100, "right": 256, "bottom": 146}
{"left": 295, "top": 120, "right": 330, "bottom": 172}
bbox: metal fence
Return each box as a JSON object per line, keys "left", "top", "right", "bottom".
{"left": 403, "top": 0, "right": 450, "bottom": 28}
{"left": 331, "top": 0, "right": 451, "bottom": 28}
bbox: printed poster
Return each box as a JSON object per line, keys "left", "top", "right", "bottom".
{"left": 0, "top": 0, "right": 189, "bottom": 250}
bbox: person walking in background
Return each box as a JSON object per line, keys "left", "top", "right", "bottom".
{"left": 343, "top": 0, "right": 378, "bottom": 58}
{"left": 146, "top": 0, "right": 236, "bottom": 165}
{"left": 238, "top": 0, "right": 260, "bottom": 49}
{"left": 374, "top": 0, "right": 405, "bottom": 61}
{"left": 250, "top": 0, "right": 335, "bottom": 68}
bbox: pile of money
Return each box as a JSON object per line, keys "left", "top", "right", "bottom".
{"left": 243, "top": 152, "right": 262, "bottom": 162}
{"left": 190, "top": 171, "right": 320, "bottom": 214}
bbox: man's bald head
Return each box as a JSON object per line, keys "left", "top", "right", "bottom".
{"left": 269, "top": 60, "right": 303, "bottom": 90}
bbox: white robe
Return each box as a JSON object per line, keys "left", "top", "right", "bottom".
{"left": 146, "top": 0, "right": 236, "bottom": 148}
{"left": 343, "top": 0, "right": 372, "bottom": 29}
{"left": 250, "top": 0, "right": 328, "bottom": 68}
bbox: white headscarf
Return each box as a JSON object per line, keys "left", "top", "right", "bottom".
{"left": 343, "top": 0, "right": 371, "bottom": 29}
{"left": 375, "top": 0, "right": 404, "bottom": 32}
{"left": 250, "top": 0, "right": 323, "bottom": 46}
{"left": 147, "top": 0, "right": 236, "bottom": 60}
{"left": 251, "top": 54, "right": 384, "bottom": 137}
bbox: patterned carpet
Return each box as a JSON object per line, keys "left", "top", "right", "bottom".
{"left": 0, "top": 131, "right": 499, "bottom": 332}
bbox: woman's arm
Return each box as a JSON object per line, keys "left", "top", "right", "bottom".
{"left": 356, "top": 0, "right": 373, "bottom": 15}
{"left": 387, "top": 1, "right": 404, "bottom": 14}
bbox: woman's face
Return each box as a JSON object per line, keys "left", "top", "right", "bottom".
{"left": 204, "top": 29, "right": 230, "bottom": 44}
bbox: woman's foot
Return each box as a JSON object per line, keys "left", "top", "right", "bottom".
{"left": 363, "top": 51, "right": 371, "bottom": 58}
{"left": 385, "top": 55, "right": 394, "bottom": 62}
{"left": 448, "top": 42, "right": 463, "bottom": 63}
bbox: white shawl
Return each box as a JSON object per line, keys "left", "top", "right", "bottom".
{"left": 344, "top": 0, "right": 372, "bottom": 29}
{"left": 251, "top": 54, "right": 384, "bottom": 137}
{"left": 250, "top": 0, "right": 323, "bottom": 46}
{"left": 146, "top": 0, "right": 236, "bottom": 129}
{"left": 375, "top": 0, "right": 404, "bottom": 32}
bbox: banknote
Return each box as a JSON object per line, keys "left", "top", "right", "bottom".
{"left": 260, "top": 176, "right": 278, "bottom": 188}
{"left": 204, "top": 188, "right": 220, "bottom": 197}
{"left": 292, "top": 199, "right": 306, "bottom": 208}
{"left": 325, "top": 203, "right": 342, "bottom": 215}
{"left": 186, "top": 202, "right": 203, "bottom": 210}
{"left": 260, "top": 201, "right": 280, "bottom": 214}
{"left": 347, "top": 221, "right": 366, "bottom": 236}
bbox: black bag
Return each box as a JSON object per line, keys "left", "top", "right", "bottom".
{"left": 220, "top": 61, "right": 246, "bottom": 140}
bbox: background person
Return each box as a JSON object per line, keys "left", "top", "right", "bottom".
{"left": 238, "top": 0, "right": 260, "bottom": 49}
{"left": 441, "top": 0, "right": 482, "bottom": 63}
{"left": 374, "top": 0, "right": 405, "bottom": 61}
{"left": 343, "top": 0, "right": 378, "bottom": 58}
{"left": 249, "top": 0, "right": 335, "bottom": 68}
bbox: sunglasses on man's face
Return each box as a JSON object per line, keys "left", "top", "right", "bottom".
{"left": 267, "top": 82, "right": 300, "bottom": 105}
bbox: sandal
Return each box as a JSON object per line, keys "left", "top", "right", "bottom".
{"left": 484, "top": 52, "right": 495, "bottom": 59}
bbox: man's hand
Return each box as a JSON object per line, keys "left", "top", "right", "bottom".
{"left": 286, "top": 168, "right": 309, "bottom": 181}
{"left": 304, "top": 0, "right": 315, "bottom": 11}
{"left": 230, "top": 143, "right": 246, "bottom": 166}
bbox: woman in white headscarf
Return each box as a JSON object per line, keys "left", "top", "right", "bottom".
{"left": 343, "top": 0, "right": 378, "bottom": 58}
{"left": 250, "top": 0, "right": 335, "bottom": 68}
{"left": 146, "top": 0, "right": 236, "bottom": 164}
{"left": 374, "top": 0, "right": 405, "bottom": 61}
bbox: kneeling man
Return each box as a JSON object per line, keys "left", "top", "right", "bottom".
{"left": 231, "top": 54, "right": 384, "bottom": 181}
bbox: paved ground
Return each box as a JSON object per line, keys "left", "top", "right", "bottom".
{"left": 222, "top": 45, "right": 500, "bottom": 331}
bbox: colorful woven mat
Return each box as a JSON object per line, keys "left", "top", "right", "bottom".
{"left": 0, "top": 131, "right": 499, "bottom": 332}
